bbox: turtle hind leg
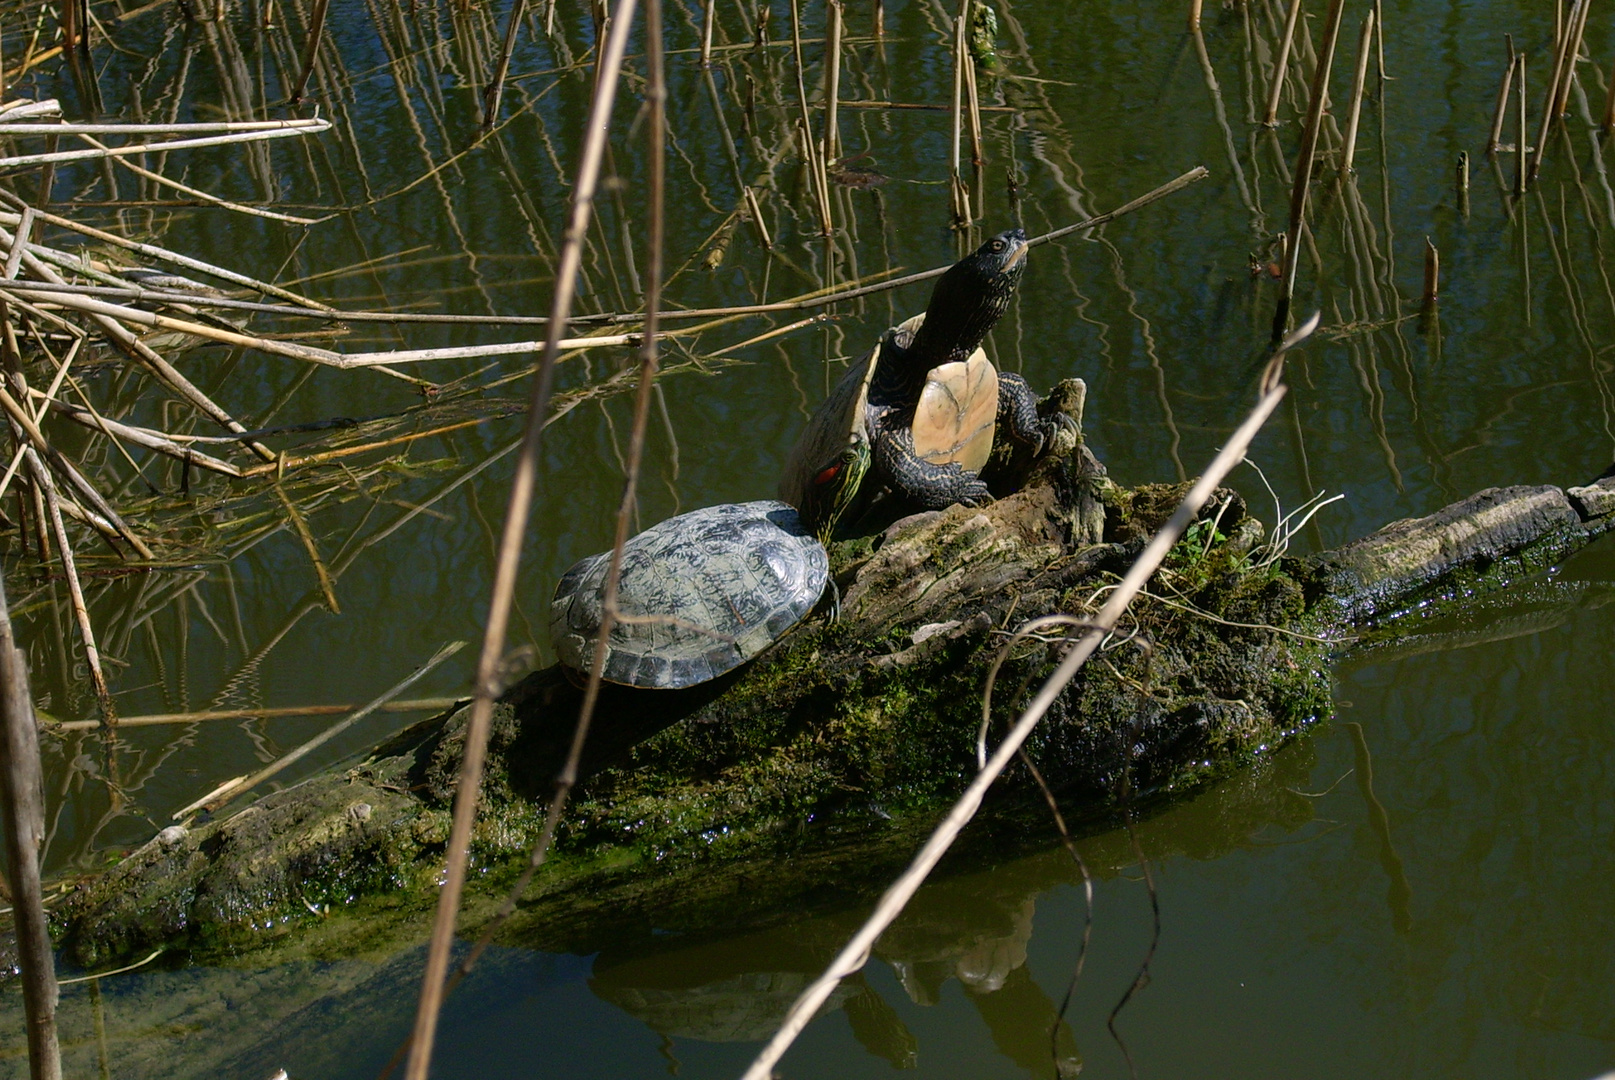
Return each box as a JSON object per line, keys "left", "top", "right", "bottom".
{"left": 997, "top": 371, "right": 1075, "bottom": 453}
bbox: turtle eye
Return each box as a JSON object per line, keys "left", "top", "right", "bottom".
{"left": 991, "top": 239, "right": 1005, "bottom": 253}
{"left": 813, "top": 463, "right": 842, "bottom": 486}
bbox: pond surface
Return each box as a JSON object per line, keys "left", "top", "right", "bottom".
{"left": 1, "top": 0, "right": 1613, "bottom": 1076}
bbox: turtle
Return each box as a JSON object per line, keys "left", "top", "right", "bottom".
{"left": 548, "top": 500, "right": 832, "bottom": 689}
{"left": 779, "top": 228, "right": 1071, "bottom": 528}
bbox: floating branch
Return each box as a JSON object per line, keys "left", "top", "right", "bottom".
{"left": 1486, "top": 35, "right": 1516, "bottom": 156}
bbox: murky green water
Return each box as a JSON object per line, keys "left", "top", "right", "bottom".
{"left": 2, "top": 0, "right": 1614, "bottom": 1075}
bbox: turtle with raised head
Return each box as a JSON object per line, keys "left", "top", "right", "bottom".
{"left": 780, "top": 228, "right": 1070, "bottom": 528}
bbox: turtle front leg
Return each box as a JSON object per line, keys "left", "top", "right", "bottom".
{"left": 997, "top": 371, "right": 1076, "bottom": 453}
{"left": 871, "top": 418, "right": 993, "bottom": 509}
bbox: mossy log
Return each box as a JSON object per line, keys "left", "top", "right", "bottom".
{"left": 44, "top": 425, "right": 1615, "bottom": 968}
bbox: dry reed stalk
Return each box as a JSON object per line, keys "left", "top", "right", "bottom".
{"left": 0, "top": 197, "right": 333, "bottom": 310}
{"left": 173, "top": 641, "right": 465, "bottom": 818}
{"left": 0, "top": 377, "right": 152, "bottom": 557}
{"left": 7, "top": 285, "right": 636, "bottom": 368}
{"left": 79, "top": 133, "right": 327, "bottom": 224}
{"left": 45, "top": 400, "right": 243, "bottom": 477}
{"left": 54, "top": 697, "right": 459, "bottom": 731}
{"left": 1486, "top": 35, "right": 1517, "bottom": 155}
{"left": 482, "top": 0, "right": 533, "bottom": 126}
{"left": 0, "top": 121, "right": 332, "bottom": 169}
{"left": 949, "top": 0, "right": 970, "bottom": 223}
{"left": 1553, "top": 0, "right": 1593, "bottom": 117}
{"left": 1339, "top": 8, "right": 1375, "bottom": 174}
{"left": 1516, "top": 53, "right": 1527, "bottom": 195}
{"left": 1263, "top": 0, "right": 1304, "bottom": 126}
{"left": 1457, "top": 151, "right": 1469, "bottom": 216}
{"left": 837, "top": 99, "right": 1017, "bottom": 112}
{"left": 963, "top": 20, "right": 984, "bottom": 220}
{"left": 529, "top": 0, "right": 667, "bottom": 948}
{"left": 403, "top": 2, "right": 640, "bottom": 1076}
{"left": 27, "top": 449, "right": 113, "bottom": 719}
{"left": 0, "top": 118, "right": 321, "bottom": 135}
{"left": 1278, "top": 0, "right": 1347, "bottom": 326}
{"left": 0, "top": 576, "right": 61, "bottom": 1080}
{"left": 873, "top": 0, "right": 883, "bottom": 37}
{"left": 1528, "top": 0, "right": 1583, "bottom": 186}
{"left": 272, "top": 482, "right": 341, "bottom": 613}
{"left": 740, "top": 315, "right": 1322, "bottom": 1080}
{"left": 1189, "top": 0, "right": 1203, "bottom": 32}
{"left": 700, "top": 0, "right": 717, "bottom": 66}
{"left": 824, "top": 0, "right": 843, "bottom": 164}
{"left": 790, "top": 0, "right": 834, "bottom": 233}
{"left": 291, "top": 0, "right": 331, "bottom": 105}
{"left": 1422, "top": 237, "right": 1439, "bottom": 308}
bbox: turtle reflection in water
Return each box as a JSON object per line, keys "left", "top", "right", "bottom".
{"left": 551, "top": 230, "right": 1071, "bottom": 691}
{"left": 780, "top": 227, "right": 1074, "bottom": 532}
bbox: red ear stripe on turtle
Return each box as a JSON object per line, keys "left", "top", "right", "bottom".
{"left": 813, "top": 462, "right": 842, "bottom": 486}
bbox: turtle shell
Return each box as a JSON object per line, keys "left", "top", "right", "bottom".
{"left": 549, "top": 501, "right": 828, "bottom": 689}
{"left": 779, "top": 312, "right": 1000, "bottom": 508}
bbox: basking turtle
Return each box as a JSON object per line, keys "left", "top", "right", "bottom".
{"left": 780, "top": 228, "right": 1070, "bottom": 525}
{"left": 549, "top": 500, "right": 831, "bottom": 689}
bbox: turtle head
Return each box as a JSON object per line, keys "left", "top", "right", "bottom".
{"left": 911, "top": 228, "right": 1029, "bottom": 362}
{"left": 800, "top": 433, "right": 871, "bottom": 542}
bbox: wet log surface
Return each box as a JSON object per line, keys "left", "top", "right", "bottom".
{"left": 35, "top": 412, "right": 1615, "bottom": 969}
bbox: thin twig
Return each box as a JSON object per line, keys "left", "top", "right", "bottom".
{"left": 1262, "top": 0, "right": 1304, "bottom": 126}
{"left": 402, "top": 3, "right": 640, "bottom": 1077}
{"left": 172, "top": 641, "right": 465, "bottom": 818}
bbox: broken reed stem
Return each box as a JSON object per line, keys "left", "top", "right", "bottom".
{"left": 0, "top": 196, "right": 333, "bottom": 310}
{"left": 177, "top": 641, "right": 465, "bottom": 819}
{"left": 823, "top": 0, "right": 842, "bottom": 164}
{"left": 45, "top": 400, "right": 241, "bottom": 477}
{"left": 1263, "top": 0, "right": 1304, "bottom": 126}
{"left": 1528, "top": 0, "right": 1583, "bottom": 186}
{"left": 53, "top": 697, "right": 459, "bottom": 730}
{"left": 1486, "top": 34, "right": 1517, "bottom": 155}
{"left": 1189, "top": 0, "right": 1202, "bottom": 32}
{"left": 700, "top": 0, "right": 716, "bottom": 67}
{"left": 82, "top": 133, "right": 326, "bottom": 225}
{"left": 482, "top": 0, "right": 533, "bottom": 126}
{"left": 949, "top": 0, "right": 970, "bottom": 223}
{"left": 963, "top": 16, "right": 984, "bottom": 216}
{"left": 401, "top": 2, "right": 639, "bottom": 1077}
{"left": 272, "top": 482, "right": 340, "bottom": 613}
{"left": 27, "top": 449, "right": 113, "bottom": 721}
{"left": 739, "top": 315, "right": 1323, "bottom": 1080}
{"left": 872, "top": 0, "right": 882, "bottom": 37}
{"left": 1516, "top": 53, "right": 1527, "bottom": 196}
{"left": 1422, "top": 237, "right": 1439, "bottom": 309}
{"left": 0, "top": 576, "right": 62, "bottom": 1080}
{"left": 1279, "top": 0, "right": 1348, "bottom": 315}
{"left": 788, "top": 0, "right": 832, "bottom": 233}
{"left": 0, "top": 121, "right": 332, "bottom": 169}
{"left": 1339, "top": 8, "right": 1375, "bottom": 175}
{"left": 1457, "top": 151, "right": 1469, "bottom": 216}
{"left": 1554, "top": 0, "right": 1592, "bottom": 117}
{"left": 288, "top": 0, "right": 331, "bottom": 103}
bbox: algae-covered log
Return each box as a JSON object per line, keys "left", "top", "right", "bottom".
{"left": 48, "top": 448, "right": 1615, "bottom": 968}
